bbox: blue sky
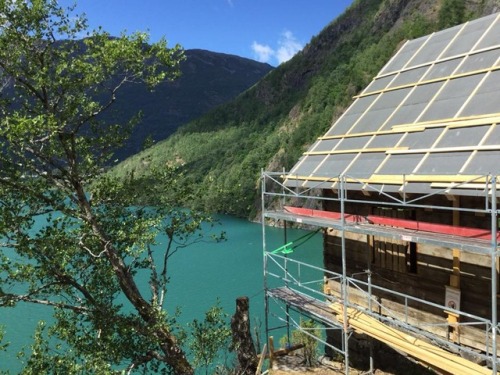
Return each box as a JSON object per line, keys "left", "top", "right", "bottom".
{"left": 61, "top": 0, "right": 354, "bottom": 66}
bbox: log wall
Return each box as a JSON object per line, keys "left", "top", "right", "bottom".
{"left": 322, "top": 190, "right": 499, "bottom": 354}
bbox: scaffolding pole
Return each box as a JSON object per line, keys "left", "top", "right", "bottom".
{"left": 491, "top": 175, "right": 498, "bottom": 374}
{"left": 261, "top": 171, "right": 500, "bottom": 374}
{"left": 340, "top": 175, "right": 349, "bottom": 374}
{"left": 262, "top": 170, "right": 270, "bottom": 350}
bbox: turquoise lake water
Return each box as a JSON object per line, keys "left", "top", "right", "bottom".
{"left": 0, "top": 214, "right": 323, "bottom": 373}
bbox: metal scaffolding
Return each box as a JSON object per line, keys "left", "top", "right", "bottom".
{"left": 261, "top": 170, "right": 500, "bottom": 374}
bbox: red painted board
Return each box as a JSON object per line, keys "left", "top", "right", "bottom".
{"left": 283, "top": 206, "right": 498, "bottom": 241}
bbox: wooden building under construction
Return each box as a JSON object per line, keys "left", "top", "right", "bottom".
{"left": 262, "top": 12, "right": 500, "bottom": 375}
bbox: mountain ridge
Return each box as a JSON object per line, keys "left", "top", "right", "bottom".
{"left": 112, "top": 48, "right": 273, "bottom": 159}
{"left": 112, "top": 0, "right": 500, "bottom": 218}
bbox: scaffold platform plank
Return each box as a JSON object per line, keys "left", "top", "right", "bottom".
{"left": 268, "top": 287, "right": 493, "bottom": 375}
{"left": 267, "top": 287, "right": 339, "bottom": 327}
{"left": 284, "top": 206, "right": 498, "bottom": 240}
{"left": 264, "top": 209, "right": 495, "bottom": 254}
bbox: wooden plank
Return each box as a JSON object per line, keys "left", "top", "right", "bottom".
{"left": 356, "top": 63, "right": 500, "bottom": 100}
{"left": 386, "top": 144, "right": 500, "bottom": 155}
{"left": 319, "top": 128, "right": 423, "bottom": 140}
{"left": 269, "top": 337, "right": 274, "bottom": 368}
{"left": 325, "top": 277, "right": 499, "bottom": 354}
{"left": 305, "top": 147, "right": 408, "bottom": 156}
{"left": 372, "top": 40, "right": 500, "bottom": 81}
{"left": 391, "top": 113, "right": 500, "bottom": 132}
{"left": 284, "top": 206, "right": 497, "bottom": 240}
{"left": 267, "top": 344, "right": 305, "bottom": 358}
{"left": 268, "top": 287, "right": 339, "bottom": 326}
{"left": 255, "top": 344, "right": 267, "bottom": 375}
{"left": 367, "top": 174, "right": 488, "bottom": 184}
{"left": 330, "top": 303, "right": 492, "bottom": 375}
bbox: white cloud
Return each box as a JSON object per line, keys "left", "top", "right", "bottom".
{"left": 251, "top": 41, "right": 274, "bottom": 63}
{"left": 276, "top": 30, "right": 302, "bottom": 64}
{"left": 251, "top": 30, "right": 303, "bottom": 66}
{"left": 226, "top": 0, "right": 234, "bottom": 7}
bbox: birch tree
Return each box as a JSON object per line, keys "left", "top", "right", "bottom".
{"left": 0, "top": 1, "right": 210, "bottom": 373}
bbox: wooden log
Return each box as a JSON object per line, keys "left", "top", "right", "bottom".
{"left": 271, "top": 343, "right": 305, "bottom": 357}
{"left": 269, "top": 336, "right": 274, "bottom": 368}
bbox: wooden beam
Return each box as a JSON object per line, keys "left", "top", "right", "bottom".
{"left": 386, "top": 144, "right": 500, "bottom": 155}
{"left": 305, "top": 147, "right": 408, "bottom": 156}
{"left": 367, "top": 174, "right": 488, "bottom": 184}
{"left": 268, "top": 336, "right": 274, "bottom": 368}
{"left": 331, "top": 303, "right": 491, "bottom": 375}
{"left": 284, "top": 174, "right": 493, "bottom": 186}
{"left": 255, "top": 344, "right": 267, "bottom": 375}
{"left": 356, "top": 63, "right": 500, "bottom": 100}
{"left": 452, "top": 198, "right": 461, "bottom": 287}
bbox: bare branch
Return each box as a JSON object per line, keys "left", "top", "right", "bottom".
{"left": 79, "top": 234, "right": 109, "bottom": 258}
{"left": 1, "top": 292, "right": 88, "bottom": 313}
{"left": 147, "top": 244, "right": 160, "bottom": 308}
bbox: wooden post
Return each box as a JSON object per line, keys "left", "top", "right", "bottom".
{"left": 448, "top": 197, "right": 461, "bottom": 342}
{"left": 269, "top": 336, "right": 275, "bottom": 369}
{"left": 255, "top": 344, "right": 267, "bottom": 375}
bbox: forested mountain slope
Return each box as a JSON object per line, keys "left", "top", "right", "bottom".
{"left": 112, "top": 0, "right": 500, "bottom": 218}
{"left": 112, "top": 49, "right": 273, "bottom": 160}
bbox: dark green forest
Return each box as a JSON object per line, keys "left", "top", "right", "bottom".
{"left": 111, "top": 0, "right": 493, "bottom": 218}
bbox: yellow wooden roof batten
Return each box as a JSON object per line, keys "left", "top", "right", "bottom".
{"left": 285, "top": 174, "right": 490, "bottom": 185}
{"left": 305, "top": 147, "right": 408, "bottom": 156}
{"left": 357, "top": 64, "right": 500, "bottom": 99}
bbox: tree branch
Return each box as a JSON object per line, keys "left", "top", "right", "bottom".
{"left": 0, "top": 291, "right": 88, "bottom": 313}
{"left": 147, "top": 244, "right": 160, "bottom": 308}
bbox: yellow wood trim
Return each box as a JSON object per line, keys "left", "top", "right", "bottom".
{"left": 430, "top": 182, "right": 499, "bottom": 190}
{"left": 284, "top": 175, "right": 338, "bottom": 182}
{"left": 412, "top": 70, "right": 450, "bottom": 127}
{"left": 448, "top": 116, "right": 500, "bottom": 128}
{"left": 284, "top": 175, "right": 366, "bottom": 184}
{"left": 392, "top": 114, "right": 500, "bottom": 132}
{"left": 376, "top": 84, "right": 418, "bottom": 133}
{"left": 319, "top": 133, "right": 381, "bottom": 141}
{"left": 356, "top": 64, "right": 500, "bottom": 99}
{"left": 439, "top": 21, "right": 468, "bottom": 61}
{"left": 455, "top": 67, "right": 491, "bottom": 118}
{"left": 285, "top": 175, "right": 496, "bottom": 186}
{"left": 452, "top": 197, "right": 461, "bottom": 285}
{"left": 305, "top": 147, "right": 409, "bottom": 156}
{"left": 321, "top": 113, "right": 500, "bottom": 142}
{"left": 459, "top": 124, "right": 499, "bottom": 174}
{"left": 386, "top": 144, "right": 500, "bottom": 155}
{"left": 465, "top": 13, "right": 500, "bottom": 65}
{"left": 383, "top": 39, "right": 411, "bottom": 72}
{"left": 368, "top": 174, "right": 488, "bottom": 183}
{"left": 319, "top": 127, "right": 424, "bottom": 141}
{"left": 331, "top": 302, "right": 492, "bottom": 375}
{"left": 400, "top": 31, "right": 434, "bottom": 71}
{"left": 363, "top": 42, "right": 500, "bottom": 91}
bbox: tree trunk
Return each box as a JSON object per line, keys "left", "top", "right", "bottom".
{"left": 86, "top": 208, "right": 194, "bottom": 374}
{"left": 107, "top": 247, "right": 194, "bottom": 374}
{"left": 231, "top": 296, "right": 258, "bottom": 374}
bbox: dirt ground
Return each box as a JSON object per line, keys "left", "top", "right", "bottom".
{"left": 270, "top": 354, "right": 395, "bottom": 375}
